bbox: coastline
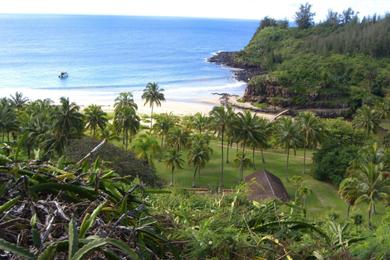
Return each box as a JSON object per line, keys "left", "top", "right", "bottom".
{"left": 98, "top": 95, "right": 223, "bottom": 116}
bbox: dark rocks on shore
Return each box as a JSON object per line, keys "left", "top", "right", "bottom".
{"left": 208, "top": 52, "right": 351, "bottom": 118}
{"left": 208, "top": 51, "right": 262, "bottom": 82}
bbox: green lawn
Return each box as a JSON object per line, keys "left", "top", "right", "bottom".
{"left": 109, "top": 135, "right": 386, "bottom": 224}
{"left": 151, "top": 139, "right": 349, "bottom": 219}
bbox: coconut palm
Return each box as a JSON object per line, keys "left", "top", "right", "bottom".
{"left": 45, "top": 97, "right": 84, "bottom": 155}
{"left": 165, "top": 149, "right": 184, "bottom": 186}
{"left": 275, "top": 117, "right": 301, "bottom": 174}
{"left": 352, "top": 105, "right": 381, "bottom": 135}
{"left": 100, "top": 122, "right": 120, "bottom": 142}
{"left": 10, "top": 92, "right": 28, "bottom": 110}
{"left": 338, "top": 177, "right": 361, "bottom": 217}
{"left": 209, "top": 106, "right": 229, "bottom": 187}
{"left": 153, "top": 113, "right": 177, "bottom": 147}
{"left": 84, "top": 104, "right": 108, "bottom": 137}
{"left": 114, "top": 106, "right": 140, "bottom": 150}
{"left": 251, "top": 117, "right": 271, "bottom": 168}
{"left": 346, "top": 143, "right": 390, "bottom": 225}
{"left": 193, "top": 113, "right": 209, "bottom": 134}
{"left": 297, "top": 185, "right": 312, "bottom": 210}
{"left": 234, "top": 152, "right": 252, "bottom": 182}
{"left": 53, "top": 97, "right": 84, "bottom": 138}
{"left": 0, "top": 102, "right": 18, "bottom": 142}
{"left": 224, "top": 106, "right": 236, "bottom": 164}
{"left": 234, "top": 111, "right": 265, "bottom": 158}
{"left": 114, "top": 92, "right": 138, "bottom": 113}
{"left": 188, "top": 138, "right": 212, "bottom": 187}
{"left": 142, "top": 82, "right": 165, "bottom": 129}
{"left": 297, "top": 112, "right": 323, "bottom": 174}
{"left": 21, "top": 115, "right": 51, "bottom": 157}
{"left": 132, "top": 133, "right": 160, "bottom": 166}
{"left": 166, "top": 127, "right": 190, "bottom": 152}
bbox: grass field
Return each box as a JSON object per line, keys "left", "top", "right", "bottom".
{"left": 108, "top": 132, "right": 386, "bottom": 224}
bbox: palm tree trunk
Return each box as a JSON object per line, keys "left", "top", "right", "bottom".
{"left": 303, "top": 143, "right": 307, "bottom": 174}
{"left": 220, "top": 130, "right": 224, "bottom": 188}
{"left": 261, "top": 149, "right": 265, "bottom": 164}
{"left": 125, "top": 130, "right": 129, "bottom": 151}
{"left": 252, "top": 147, "right": 256, "bottom": 169}
{"left": 192, "top": 168, "right": 197, "bottom": 187}
{"left": 286, "top": 145, "right": 290, "bottom": 174}
{"left": 347, "top": 204, "right": 351, "bottom": 217}
{"left": 150, "top": 105, "right": 154, "bottom": 130}
{"left": 368, "top": 203, "right": 372, "bottom": 226}
{"left": 240, "top": 162, "right": 244, "bottom": 182}
{"left": 226, "top": 139, "right": 230, "bottom": 164}
{"left": 170, "top": 167, "right": 174, "bottom": 186}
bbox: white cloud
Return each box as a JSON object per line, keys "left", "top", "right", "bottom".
{"left": 0, "top": 0, "right": 388, "bottom": 20}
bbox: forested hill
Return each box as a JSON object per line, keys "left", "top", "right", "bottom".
{"left": 229, "top": 8, "right": 390, "bottom": 116}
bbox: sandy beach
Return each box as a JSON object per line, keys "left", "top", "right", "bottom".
{"left": 99, "top": 95, "right": 222, "bottom": 116}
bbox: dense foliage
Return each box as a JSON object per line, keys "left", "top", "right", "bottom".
{"left": 0, "top": 87, "right": 389, "bottom": 258}
{"left": 237, "top": 6, "right": 390, "bottom": 111}
{"left": 312, "top": 119, "right": 366, "bottom": 185}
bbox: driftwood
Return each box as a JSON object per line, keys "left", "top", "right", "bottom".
{"left": 76, "top": 139, "right": 106, "bottom": 165}
{"left": 271, "top": 109, "right": 289, "bottom": 121}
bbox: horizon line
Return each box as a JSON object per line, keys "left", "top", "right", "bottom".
{"left": 0, "top": 12, "right": 261, "bottom": 22}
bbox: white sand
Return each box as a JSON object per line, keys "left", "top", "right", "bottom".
{"left": 100, "top": 96, "right": 222, "bottom": 116}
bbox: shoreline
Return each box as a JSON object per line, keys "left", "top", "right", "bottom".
{"left": 97, "top": 95, "right": 223, "bottom": 116}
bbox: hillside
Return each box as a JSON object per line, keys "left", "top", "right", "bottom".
{"left": 210, "top": 14, "right": 390, "bottom": 117}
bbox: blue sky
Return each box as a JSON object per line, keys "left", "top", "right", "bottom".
{"left": 0, "top": 0, "right": 388, "bottom": 20}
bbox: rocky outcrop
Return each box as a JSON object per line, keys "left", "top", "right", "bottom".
{"left": 208, "top": 51, "right": 262, "bottom": 82}
{"left": 208, "top": 52, "right": 351, "bottom": 118}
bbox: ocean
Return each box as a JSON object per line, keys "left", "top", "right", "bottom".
{"left": 0, "top": 15, "right": 258, "bottom": 105}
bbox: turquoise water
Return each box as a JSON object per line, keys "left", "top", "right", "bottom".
{"left": 0, "top": 15, "right": 258, "bottom": 104}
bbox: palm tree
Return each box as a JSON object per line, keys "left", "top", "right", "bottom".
{"left": 275, "top": 117, "right": 301, "bottom": 174}
{"left": 153, "top": 113, "right": 177, "bottom": 147}
{"left": 297, "top": 112, "right": 323, "bottom": 174}
{"left": 53, "top": 97, "right": 84, "bottom": 139}
{"left": 166, "top": 127, "right": 190, "bottom": 152}
{"left": 19, "top": 99, "right": 54, "bottom": 157}
{"left": 338, "top": 177, "right": 361, "bottom": 217}
{"left": 132, "top": 133, "right": 160, "bottom": 166}
{"left": 114, "top": 92, "right": 138, "bottom": 113}
{"left": 0, "top": 102, "right": 18, "bottom": 142}
{"left": 84, "top": 104, "right": 108, "bottom": 137}
{"left": 234, "top": 111, "right": 264, "bottom": 159}
{"left": 224, "top": 106, "right": 236, "bottom": 164}
{"left": 193, "top": 113, "right": 209, "bottom": 134}
{"left": 188, "top": 138, "right": 212, "bottom": 187}
{"left": 0, "top": 104, "right": 18, "bottom": 142}
{"left": 209, "top": 106, "right": 229, "bottom": 187}
{"left": 234, "top": 152, "right": 252, "bottom": 182}
{"left": 142, "top": 82, "right": 165, "bottom": 130}
{"left": 45, "top": 97, "right": 84, "bottom": 155}
{"left": 352, "top": 105, "right": 381, "bottom": 135}
{"left": 252, "top": 117, "right": 271, "bottom": 168}
{"left": 165, "top": 149, "right": 184, "bottom": 186}
{"left": 114, "top": 106, "right": 140, "bottom": 150}
{"left": 10, "top": 92, "right": 28, "bottom": 110}
{"left": 100, "top": 122, "right": 120, "bottom": 142}
{"left": 297, "top": 185, "right": 312, "bottom": 210}
{"left": 346, "top": 143, "right": 390, "bottom": 226}
{"left": 21, "top": 115, "right": 51, "bottom": 157}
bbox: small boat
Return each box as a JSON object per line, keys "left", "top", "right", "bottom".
{"left": 58, "top": 72, "right": 69, "bottom": 79}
